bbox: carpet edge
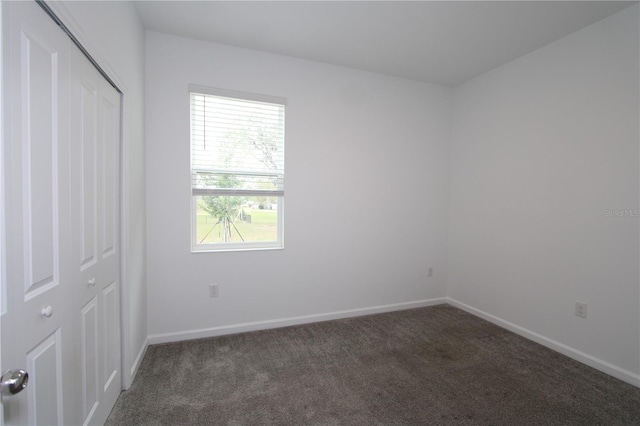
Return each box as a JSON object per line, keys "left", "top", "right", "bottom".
{"left": 447, "top": 297, "right": 640, "bottom": 388}
{"left": 147, "top": 298, "right": 448, "bottom": 345}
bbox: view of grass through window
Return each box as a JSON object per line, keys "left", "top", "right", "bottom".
{"left": 195, "top": 196, "right": 278, "bottom": 243}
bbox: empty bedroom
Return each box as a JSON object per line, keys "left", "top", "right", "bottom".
{"left": 1, "top": 1, "right": 639, "bottom": 425}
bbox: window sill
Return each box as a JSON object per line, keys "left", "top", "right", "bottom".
{"left": 191, "top": 243, "right": 284, "bottom": 253}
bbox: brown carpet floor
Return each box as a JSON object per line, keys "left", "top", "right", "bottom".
{"left": 106, "top": 304, "right": 640, "bottom": 425}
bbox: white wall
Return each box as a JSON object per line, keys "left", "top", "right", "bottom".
{"left": 145, "top": 31, "right": 451, "bottom": 340}
{"left": 53, "top": 0, "right": 147, "bottom": 388}
{"left": 449, "top": 5, "right": 639, "bottom": 384}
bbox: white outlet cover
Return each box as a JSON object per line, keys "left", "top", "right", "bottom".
{"left": 209, "top": 284, "right": 219, "bottom": 298}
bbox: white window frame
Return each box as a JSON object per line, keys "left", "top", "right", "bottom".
{"left": 189, "top": 85, "right": 285, "bottom": 252}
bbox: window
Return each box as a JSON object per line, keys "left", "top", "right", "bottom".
{"left": 190, "top": 86, "right": 285, "bottom": 251}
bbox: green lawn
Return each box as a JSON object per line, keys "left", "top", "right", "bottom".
{"left": 196, "top": 207, "right": 277, "bottom": 243}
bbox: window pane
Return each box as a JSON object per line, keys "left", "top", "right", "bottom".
{"left": 195, "top": 195, "right": 279, "bottom": 244}
{"left": 190, "top": 89, "right": 285, "bottom": 251}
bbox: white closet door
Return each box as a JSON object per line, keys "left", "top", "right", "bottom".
{"left": 69, "top": 41, "right": 122, "bottom": 426}
{"left": 1, "top": 2, "right": 122, "bottom": 425}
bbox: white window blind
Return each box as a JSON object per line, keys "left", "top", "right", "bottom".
{"left": 190, "top": 91, "right": 285, "bottom": 197}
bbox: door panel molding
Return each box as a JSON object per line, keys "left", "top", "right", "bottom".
{"left": 80, "top": 297, "right": 99, "bottom": 423}
{"left": 20, "top": 26, "right": 60, "bottom": 300}
{"left": 78, "top": 81, "right": 98, "bottom": 272}
{"left": 26, "top": 329, "right": 63, "bottom": 425}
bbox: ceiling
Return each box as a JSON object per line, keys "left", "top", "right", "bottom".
{"left": 134, "top": 1, "right": 636, "bottom": 87}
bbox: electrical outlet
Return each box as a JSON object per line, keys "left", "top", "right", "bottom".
{"left": 427, "top": 266, "right": 434, "bottom": 277}
{"left": 209, "top": 284, "right": 219, "bottom": 298}
{"left": 575, "top": 301, "right": 587, "bottom": 318}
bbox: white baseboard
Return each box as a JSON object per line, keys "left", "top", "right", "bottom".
{"left": 446, "top": 297, "right": 640, "bottom": 388}
{"left": 125, "top": 338, "right": 149, "bottom": 390}
{"left": 146, "top": 296, "right": 638, "bottom": 388}
{"left": 148, "top": 297, "right": 448, "bottom": 345}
